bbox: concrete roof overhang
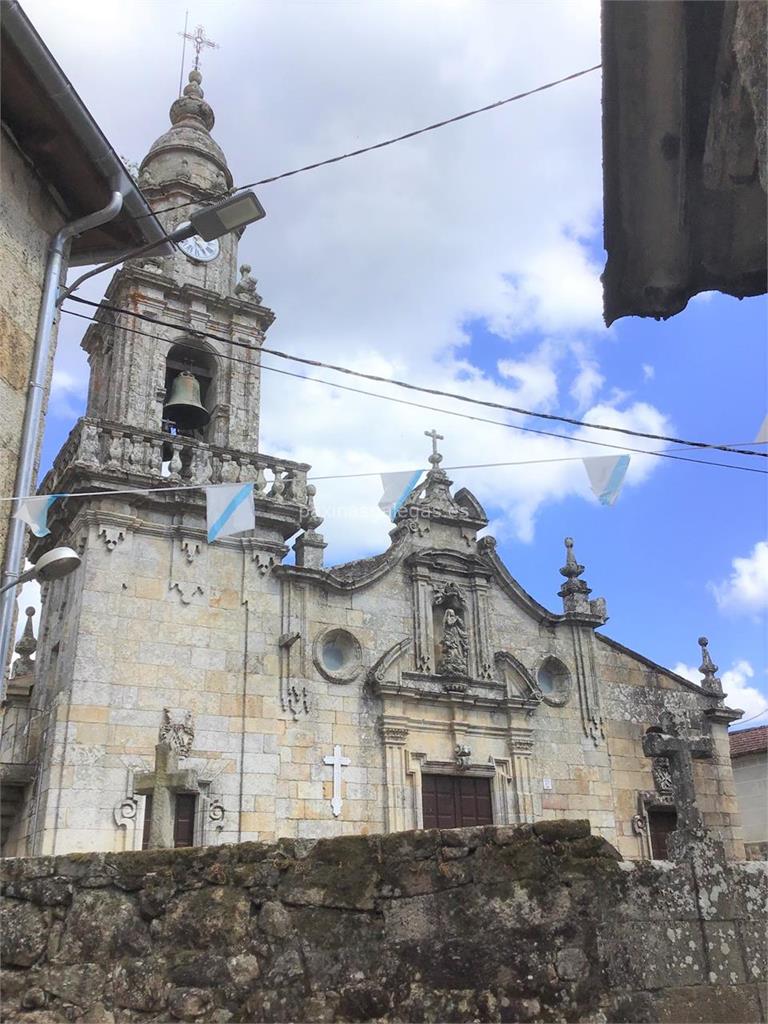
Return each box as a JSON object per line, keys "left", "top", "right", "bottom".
{"left": 601, "top": 0, "right": 767, "bottom": 325}
{"left": 1, "top": 1, "right": 172, "bottom": 265}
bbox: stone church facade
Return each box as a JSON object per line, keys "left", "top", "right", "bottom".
{"left": 1, "top": 69, "right": 744, "bottom": 861}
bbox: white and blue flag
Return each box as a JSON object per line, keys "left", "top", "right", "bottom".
{"left": 378, "top": 470, "right": 422, "bottom": 522}
{"left": 755, "top": 414, "right": 768, "bottom": 445}
{"left": 206, "top": 482, "right": 255, "bottom": 542}
{"left": 583, "top": 455, "right": 630, "bottom": 507}
{"left": 14, "top": 495, "right": 60, "bottom": 537}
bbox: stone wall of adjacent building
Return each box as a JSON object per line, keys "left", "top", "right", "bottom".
{"left": 1, "top": 821, "right": 765, "bottom": 1024}
{"left": 0, "top": 129, "right": 62, "bottom": 576}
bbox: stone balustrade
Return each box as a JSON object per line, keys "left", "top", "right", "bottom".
{"left": 40, "top": 418, "right": 313, "bottom": 511}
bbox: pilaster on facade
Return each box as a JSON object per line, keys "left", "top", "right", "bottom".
{"left": 508, "top": 730, "right": 535, "bottom": 823}
{"left": 382, "top": 725, "right": 410, "bottom": 832}
{"left": 567, "top": 622, "right": 605, "bottom": 746}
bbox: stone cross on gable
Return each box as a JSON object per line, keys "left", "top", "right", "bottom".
{"left": 642, "top": 723, "right": 713, "bottom": 831}
{"left": 134, "top": 742, "right": 199, "bottom": 849}
{"left": 425, "top": 428, "right": 444, "bottom": 466}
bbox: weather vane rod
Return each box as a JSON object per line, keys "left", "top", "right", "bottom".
{"left": 177, "top": 10, "right": 189, "bottom": 97}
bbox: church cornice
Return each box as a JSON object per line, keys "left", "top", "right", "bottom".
{"left": 404, "top": 547, "right": 494, "bottom": 579}
{"left": 278, "top": 532, "right": 411, "bottom": 592}
{"left": 90, "top": 267, "right": 276, "bottom": 331}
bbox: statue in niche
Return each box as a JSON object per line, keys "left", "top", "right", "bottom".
{"left": 437, "top": 606, "right": 469, "bottom": 676}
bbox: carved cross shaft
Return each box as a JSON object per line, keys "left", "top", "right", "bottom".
{"left": 134, "top": 742, "right": 199, "bottom": 849}
{"left": 323, "top": 744, "right": 351, "bottom": 817}
{"left": 642, "top": 729, "right": 713, "bottom": 831}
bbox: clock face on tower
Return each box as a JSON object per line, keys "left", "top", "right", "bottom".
{"left": 178, "top": 234, "right": 220, "bottom": 263}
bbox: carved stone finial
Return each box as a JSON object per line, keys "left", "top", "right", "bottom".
{"left": 558, "top": 537, "right": 590, "bottom": 601}
{"left": 300, "top": 483, "right": 324, "bottom": 531}
{"left": 557, "top": 537, "right": 608, "bottom": 622}
{"left": 169, "top": 68, "right": 215, "bottom": 132}
{"left": 234, "top": 264, "right": 262, "bottom": 303}
{"left": 11, "top": 607, "right": 37, "bottom": 678}
{"left": 559, "top": 537, "right": 585, "bottom": 582}
{"left": 697, "top": 637, "right": 724, "bottom": 697}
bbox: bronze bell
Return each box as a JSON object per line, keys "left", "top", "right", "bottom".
{"left": 164, "top": 371, "right": 210, "bottom": 430}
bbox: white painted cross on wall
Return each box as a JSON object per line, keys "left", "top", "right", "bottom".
{"left": 323, "top": 744, "right": 351, "bottom": 817}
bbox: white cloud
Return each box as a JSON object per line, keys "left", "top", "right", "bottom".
{"left": 50, "top": 368, "right": 87, "bottom": 420}
{"left": 642, "top": 364, "right": 655, "bottom": 381}
{"left": 710, "top": 541, "right": 768, "bottom": 616}
{"left": 485, "top": 235, "right": 604, "bottom": 339}
{"left": 672, "top": 658, "right": 768, "bottom": 724}
{"left": 570, "top": 361, "right": 604, "bottom": 409}
{"left": 497, "top": 354, "right": 558, "bottom": 410}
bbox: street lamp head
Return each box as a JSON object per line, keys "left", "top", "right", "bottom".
{"left": 34, "top": 547, "right": 81, "bottom": 582}
{"left": 186, "top": 190, "right": 266, "bottom": 242}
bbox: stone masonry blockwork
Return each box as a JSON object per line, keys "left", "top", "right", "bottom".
{"left": 0, "top": 822, "right": 765, "bottom": 1023}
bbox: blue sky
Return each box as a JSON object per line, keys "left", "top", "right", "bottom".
{"left": 23, "top": 0, "right": 768, "bottom": 725}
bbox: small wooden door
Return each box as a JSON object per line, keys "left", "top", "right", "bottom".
{"left": 648, "top": 806, "right": 677, "bottom": 859}
{"left": 174, "top": 794, "right": 197, "bottom": 848}
{"left": 142, "top": 793, "right": 197, "bottom": 849}
{"left": 422, "top": 774, "right": 493, "bottom": 829}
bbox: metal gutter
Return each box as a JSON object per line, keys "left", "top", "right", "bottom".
{"left": 0, "top": 193, "right": 127, "bottom": 688}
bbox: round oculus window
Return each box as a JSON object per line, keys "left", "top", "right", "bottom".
{"left": 313, "top": 628, "right": 362, "bottom": 683}
{"left": 537, "top": 656, "right": 571, "bottom": 705}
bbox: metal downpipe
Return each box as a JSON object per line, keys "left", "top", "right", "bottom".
{"left": 0, "top": 192, "right": 124, "bottom": 686}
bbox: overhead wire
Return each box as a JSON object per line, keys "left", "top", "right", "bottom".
{"left": 63, "top": 298, "right": 766, "bottom": 461}
{"left": 731, "top": 708, "right": 768, "bottom": 727}
{"left": 128, "top": 64, "right": 603, "bottom": 221}
{"left": 60, "top": 307, "right": 768, "bottom": 477}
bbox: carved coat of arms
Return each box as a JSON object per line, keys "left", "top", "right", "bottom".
{"left": 159, "top": 708, "right": 195, "bottom": 758}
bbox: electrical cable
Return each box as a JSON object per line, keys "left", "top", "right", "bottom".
{"left": 128, "top": 64, "right": 603, "bottom": 221}
{"left": 57, "top": 307, "right": 768, "bottom": 476}
{"left": 63, "top": 298, "right": 766, "bottom": 460}
{"left": 731, "top": 708, "right": 768, "bottom": 727}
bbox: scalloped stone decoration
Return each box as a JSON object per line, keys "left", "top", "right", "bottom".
{"left": 537, "top": 656, "right": 572, "bottom": 706}
{"left": 313, "top": 628, "right": 362, "bottom": 684}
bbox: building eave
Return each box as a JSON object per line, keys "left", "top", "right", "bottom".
{"left": 601, "top": 0, "right": 767, "bottom": 325}
{"left": 1, "top": 1, "right": 171, "bottom": 262}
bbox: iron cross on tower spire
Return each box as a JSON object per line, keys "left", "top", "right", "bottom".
{"left": 179, "top": 22, "right": 219, "bottom": 73}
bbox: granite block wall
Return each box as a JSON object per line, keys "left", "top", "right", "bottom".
{"left": 1, "top": 821, "right": 765, "bottom": 1023}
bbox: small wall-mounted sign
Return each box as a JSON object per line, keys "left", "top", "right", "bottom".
{"left": 542, "top": 777, "right": 553, "bottom": 791}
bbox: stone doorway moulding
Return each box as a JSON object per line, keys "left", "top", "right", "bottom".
{"left": 380, "top": 727, "right": 528, "bottom": 833}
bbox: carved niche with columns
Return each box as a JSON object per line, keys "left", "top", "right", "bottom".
{"left": 407, "top": 550, "right": 495, "bottom": 685}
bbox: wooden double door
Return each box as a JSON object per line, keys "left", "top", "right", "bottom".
{"left": 422, "top": 774, "right": 493, "bottom": 829}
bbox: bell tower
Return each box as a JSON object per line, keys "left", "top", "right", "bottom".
{"left": 81, "top": 66, "right": 269, "bottom": 456}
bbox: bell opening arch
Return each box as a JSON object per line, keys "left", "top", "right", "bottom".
{"left": 162, "top": 338, "right": 219, "bottom": 440}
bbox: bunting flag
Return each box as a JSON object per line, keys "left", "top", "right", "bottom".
{"left": 378, "top": 470, "right": 422, "bottom": 521}
{"left": 583, "top": 455, "right": 630, "bottom": 507}
{"left": 755, "top": 414, "right": 768, "bottom": 445}
{"left": 14, "top": 494, "right": 60, "bottom": 537}
{"left": 206, "top": 482, "right": 255, "bottom": 542}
